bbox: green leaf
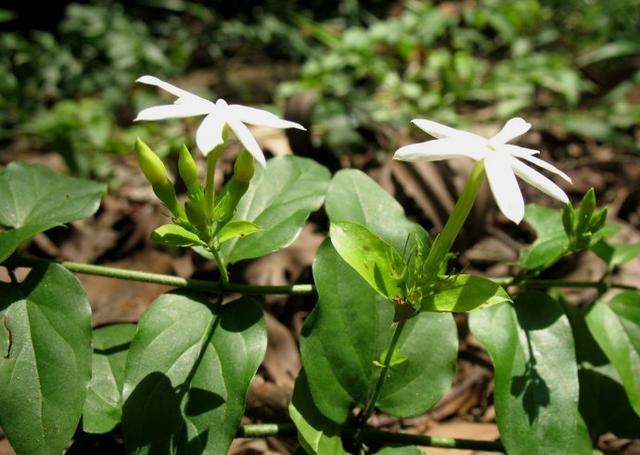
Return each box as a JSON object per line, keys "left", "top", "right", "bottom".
{"left": 325, "top": 169, "right": 429, "bottom": 255}
{"left": 289, "top": 369, "right": 348, "bottom": 455}
{"left": 518, "top": 204, "right": 569, "bottom": 270}
{"left": 300, "top": 241, "right": 456, "bottom": 424}
{"left": 83, "top": 324, "right": 137, "bottom": 434}
{"left": 121, "top": 292, "right": 266, "bottom": 455}
{"left": 0, "top": 263, "right": 92, "bottom": 455}
{"left": 220, "top": 156, "right": 330, "bottom": 264}
{"left": 590, "top": 240, "right": 640, "bottom": 268}
{"left": 585, "top": 292, "right": 640, "bottom": 417}
{"left": 218, "top": 220, "right": 262, "bottom": 244}
{"left": 469, "top": 293, "right": 591, "bottom": 455}
{"left": 0, "top": 162, "right": 106, "bottom": 262}
{"left": 421, "top": 274, "right": 511, "bottom": 312}
{"left": 151, "top": 224, "right": 204, "bottom": 247}
{"left": 564, "top": 303, "right": 640, "bottom": 438}
{"left": 330, "top": 221, "right": 406, "bottom": 300}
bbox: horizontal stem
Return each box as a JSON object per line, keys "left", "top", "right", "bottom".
{"left": 10, "top": 257, "right": 315, "bottom": 296}
{"left": 235, "top": 424, "right": 505, "bottom": 452}
{"left": 7, "top": 258, "right": 636, "bottom": 295}
{"left": 493, "top": 277, "right": 638, "bottom": 291}
{"left": 359, "top": 427, "right": 504, "bottom": 452}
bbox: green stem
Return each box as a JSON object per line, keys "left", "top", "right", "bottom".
{"left": 494, "top": 277, "right": 637, "bottom": 292}
{"left": 361, "top": 319, "right": 407, "bottom": 420}
{"left": 422, "top": 160, "right": 486, "bottom": 282}
{"left": 9, "top": 257, "right": 314, "bottom": 295}
{"left": 234, "top": 423, "right": 505, "bottom": 452}
{"left": 204, "top": 149, "right": 220, "bottom": 218}
{"left": 209, "top": 246, "right": 230, "bottom": 284}
{"left": 358, "top": 427, "right": 504, "bottom": 452}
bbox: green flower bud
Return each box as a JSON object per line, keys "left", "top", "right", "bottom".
{"left": 135, "top": 138, "right": 167, "bottom": 186}
{"left": 152, "top": 180, "right": 184, "bottom": 220}
{"left": 233, "top": 149, "right": 255, "bottom": 183}
{"left": 562, "top": 204, "right": 576, "bottom": 236}
{"left": 577, "top": 188, "right": 596, "bottom": 233}
{"left": 213, "top": 177, "right": 250, "bottom": 227}
{"left": 185, "top": 200, "right": 209, "bottom": 234}
{"left": 589, "top": 207, "right": 608, "bottom": 233}
{"left": 178, "top": 144, "right": 201, "bottom": 197}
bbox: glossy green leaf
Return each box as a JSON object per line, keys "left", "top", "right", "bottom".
{"left": 300, "top": 241, "right": 456, "bottom": 424}
{"left": 151, "top": 224, "right": 204, "bottom": 247}
{"left": 518, "top": 204, "right": 569, "bottom": 270}
{"left": 121, "top": 292, "right": 266, "bottom": 454}
{"left": 469, "top": 293, "right": 591, "bottom": 455}
{"left": 564, "top": 303, "right": 640, "bottom": 438}
{"left": 289, "top": 369, "right": 348, "bottom": 455}
{"left": 325, "top": 169, "right": 429, "bottom": 255}
{"left": 330, "top": 221, "right": 406, "bottom": 300}
{"left": 0, "top": 162, "right": 106, "bottom": 262}
{"left": 218, "top": 220, "right": 262, "bottom": 244}
{"left": 221, "top": 156, "right": 330, "bottom": 264}
{"left": 585, "top": 292, "right": 640, "bottom": 416}
{"left": 0, "top": 263, "right": 92, "bottom": 455}
{"left": 83, "top": 323, "right": 137, "bottom": 434}
{"left": 421, "top": 274, "right": 511, "bottom": 312}
{"left": 590, "top": 240, "right": 640, "bottom": 268}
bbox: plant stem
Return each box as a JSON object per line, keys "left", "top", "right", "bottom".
{"left": 204, "top": 149, "right": 220, "bottom": 218}
{"left": 9, "top": 257, "right": 315, "bottom": 295}
{"left": 421, "top": 160, "right": 486, "bottom": 282}
{"left": 209, "top": 246, "right": 230, "bottom": 284}
{"left": 494, "top": 277, "right": 638, "bottom": 291}
{"left": 234, "top": 423, "right": 505, "bottom": 452}
{"left": 359, "top": 427, "right": 504, "bottom": 452}
{"left": 361, "top": 319, "right": 407, "bottom": 420}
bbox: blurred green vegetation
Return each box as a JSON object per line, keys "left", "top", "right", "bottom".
{"left": 1, "top": 0, "right": 639, "bottom": 177}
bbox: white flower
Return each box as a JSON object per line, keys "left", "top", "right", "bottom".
{"left": 393, "top": 117, "right": 572, "bottom": 224}
{"left": 134, "top": 75, "right": 305, "bottom": 167}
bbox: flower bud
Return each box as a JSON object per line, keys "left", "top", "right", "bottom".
{"left": 178, "top": 144, "right": 201, "bottom": 197}
{"left": 233, "top": 149, "right": 255, "bottom": 183}
{"left": 185, "top": 200, "right": 209, "bottom": 234}
{"left": 562, "top": 204, "right": 575, "bottom": 236}
{"left": 577, "top": 188, "right": 596, "bottom": 233}
{"left": 135, "top": 138, "right": 167, "bottom": 187}
{"left": 589, "top": 207, "right": 608, "bottom": 233}
{"left": 213, "top": 177, "right": 250, "bottom": 227}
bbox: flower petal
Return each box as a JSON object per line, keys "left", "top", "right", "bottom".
{"left": 196, "top": 113, "right": 225, "bottom": 155}
{"left": 136, "top": 75, "right": 208, "bottom": 103}
{"left": 412, "top": 118, "right": 485, "bottom": 141}
{"left": 226, "top": 116, "right": 267, "bottom": 167}
{"left": 506, "top": 147, "right": 572, "bottom": 183}
{"left": 229, "top": 105, "right": 306, "bottom": 130}
{"left": 511, "top": 158, "right": 570, "bottom": 204}
{"left": 393, "top": 138, "right": 487, "bottom": 162}
{"left": 490, "top": 117, "right": 531, "bottom": 144}
{"left": 501, "top": 144, "right": 540, "bottom": 156}
{"left": 135, "top": 102, "right": 212, "bottom": 121}
{"left": 484, "top": 153, "right": 525, "bottom": 224}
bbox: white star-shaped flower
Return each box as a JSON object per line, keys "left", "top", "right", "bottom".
{"left": 393, "top": 117, "right": 571, "bottom": 224}
{"left": 134, "top": 75, "right": 305, "bottom": 167}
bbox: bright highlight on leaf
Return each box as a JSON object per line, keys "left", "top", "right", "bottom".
{"left": 393, "top": 117, "right": 571, "bottom": 224}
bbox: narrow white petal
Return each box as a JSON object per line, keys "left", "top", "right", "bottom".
{"left": 511, "top": 158, "right": 570, "bottom": 203}
{"left": 484, "top": 153, "right": 525, "bottom": 224}
{"left": 412, "top": 118, "right": 485, "bottom": 141}
{"left": 506, "top": 147, "right": 572, "bottom": 183}
{"left": 196, "top": 113, "right": 225, "bottom": 155}
{"left": 136, "top": 75, "right": 208, "bottom": 104}
{"left": 230, "top": 104, "right": 306, "bottom": 130}
{"left": 135, "top": 102, "right": 212, "bottom": 121}
{"left": 501, "top": 144, "right": 540, "bottom": 156}
{"left": 490, "top": 117, "right": 531, "bottom": 144}
{"left": 226, "top": 117, "right": 267, "bottom": 167}
{"left": 393, "top": 138, "right": 487, "bottom": 162}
